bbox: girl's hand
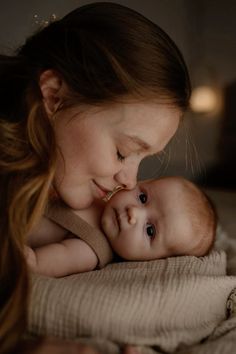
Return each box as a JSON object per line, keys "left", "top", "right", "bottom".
{"left": 123, "top": 346, "right": 140, "bottom": 354}
{"left": 35, "top": 340, "right": 99, "bottom": 354}
{"left": 20, "top": 338, "right": 99, "bottom": 354}
{"left": 20, "top": 338, "right": 140, "bottom": 354}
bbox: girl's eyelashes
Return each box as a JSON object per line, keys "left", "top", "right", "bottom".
{"left": 146, "top": 223, "right": 156, "bottom": 239}
{"left": 117, "top": 150, "right": 125, "bottom": 162}
{"left": 139, "top": 191, "right": 147, "bottom": 204}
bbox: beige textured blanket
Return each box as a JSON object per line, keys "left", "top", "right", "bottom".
{"left": 28, "top": 250, "right": 236, "bottom": 353}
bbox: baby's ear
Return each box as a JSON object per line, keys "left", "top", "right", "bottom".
{"left": 39, "top": 70, "right": 63, "bottom": 117}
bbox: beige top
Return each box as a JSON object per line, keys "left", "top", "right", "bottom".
{"left": 45, "top": 199, "right": 113, "bottom": 268}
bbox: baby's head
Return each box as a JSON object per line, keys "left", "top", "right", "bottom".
{"left": 101, "top": 176, "right": 216, "bottom": 261}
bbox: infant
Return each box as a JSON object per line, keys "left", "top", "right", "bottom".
{"left": 25, "top": 176, "right": 216, "bottom": 277}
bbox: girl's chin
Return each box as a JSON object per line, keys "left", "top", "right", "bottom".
{"left": 59, "top": 194, "right": 93, "bottom": 210}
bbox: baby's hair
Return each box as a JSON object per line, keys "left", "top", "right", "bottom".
{"left": 179, "top": 178, "right": 217, "bottom": 257}
{"left": 194, "top": 190, "right": 217, "bottom": 255}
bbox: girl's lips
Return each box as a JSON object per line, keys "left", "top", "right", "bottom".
{"left": 93, "top": 180, "right": 111, "bottom": 198}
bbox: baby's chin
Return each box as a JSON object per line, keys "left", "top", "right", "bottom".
{"left": 110, "top": 245, "right": 139, "bottom": 261}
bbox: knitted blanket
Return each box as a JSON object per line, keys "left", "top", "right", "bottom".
{"left": 28, "top": 250, "right": 236, "bottom": 353}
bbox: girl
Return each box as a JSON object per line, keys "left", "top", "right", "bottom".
{"left": 0, "top": 2, "right": 191, "bottom": 353}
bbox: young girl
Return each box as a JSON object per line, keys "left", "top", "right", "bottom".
{"left": 0, "top": 2, "right": 191, "bottom": 353}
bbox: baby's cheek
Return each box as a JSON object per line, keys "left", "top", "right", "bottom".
{"left": 100, "top": 209, "right": 115, "bottom": 238}
{"left": 100, "top": 215, "right": 108, "bottom": 234}
{"left": 112, "top": 232, "right": 132, "bottom": 258}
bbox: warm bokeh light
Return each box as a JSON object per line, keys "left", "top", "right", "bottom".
{"left": 190, "top": 85, "right": 222, "bottom": 114}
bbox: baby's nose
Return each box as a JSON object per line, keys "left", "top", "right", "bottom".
{"left": 127, "top": 206, "right": 138, "bottom": 225}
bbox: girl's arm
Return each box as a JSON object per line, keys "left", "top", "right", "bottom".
{"left": 24, "top": 237, "right": 98, "bottom": 277}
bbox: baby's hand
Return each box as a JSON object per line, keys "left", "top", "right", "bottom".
{"left": 24, "top": 245, "right": 37, "bottom": 270}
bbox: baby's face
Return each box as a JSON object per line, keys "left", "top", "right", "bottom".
{"left": 101, "top": 178, "right": 198, "bottom": 261}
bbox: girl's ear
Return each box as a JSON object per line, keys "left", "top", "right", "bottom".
{"left": 39, "top": 70, "right": 64, "bottom": 116}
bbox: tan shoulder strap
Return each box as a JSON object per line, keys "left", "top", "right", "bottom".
{"left": 45, "top": 199, "right": 113, "bottom": 268}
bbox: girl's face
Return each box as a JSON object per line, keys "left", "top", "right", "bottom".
{"left": 53, "top": 101, "right": 180, "bottom": 209}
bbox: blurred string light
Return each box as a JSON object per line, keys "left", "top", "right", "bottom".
{"left": 186, "top": 3, "right": 223, "bottom": 116}
{"left": 190, "top": 85, "right": 223, "bottom": 115}
{"left": 33, "top": 13, "right": 58, "bottom": 27}
{"left": 189, "top": 65, "right": 223, "bottom": 116}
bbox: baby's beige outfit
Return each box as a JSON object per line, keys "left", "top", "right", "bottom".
{"left": 45, "top": 199, "right": 113, "bottom": 268}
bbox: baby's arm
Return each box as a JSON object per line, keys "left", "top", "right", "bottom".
{"left": 27, "top": 216, "right": 68, "bottom": 247}
{"left": 24, "top": 237, "right": 98, "bottom": 277}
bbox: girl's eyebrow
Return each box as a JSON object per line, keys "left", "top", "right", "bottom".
{"left": 124, "top": 134, "right": 151, "bottom": 151}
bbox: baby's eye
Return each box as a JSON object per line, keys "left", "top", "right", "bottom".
{"left": 146, "top": 223, "right": 156, "bottom": 239}
{"left": 139, "top": 192, "right": 147, "bottom": 204}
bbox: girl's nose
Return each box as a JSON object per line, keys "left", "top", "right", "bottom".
{"left": 114, "top": 162, "right": 138, "bottom": 190}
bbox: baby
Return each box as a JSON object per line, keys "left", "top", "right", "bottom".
{"left": 25, "top": 177, "right": 216, "bottom": 277}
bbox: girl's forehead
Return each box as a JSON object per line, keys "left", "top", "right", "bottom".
{"left": 118, "top": 106, "right": 179, "bottom": 153}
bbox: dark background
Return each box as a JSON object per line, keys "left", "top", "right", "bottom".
{"left": 1, "top": 0, "right": 235, "bottom": 189}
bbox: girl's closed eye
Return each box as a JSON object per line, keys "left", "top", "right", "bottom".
{"left": 117, "top": 150, "right": 125, "bottom": 162}
{"left": 146, "top": 223, "right": 156, "bottom": 240}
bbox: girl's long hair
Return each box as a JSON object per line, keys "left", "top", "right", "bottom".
{"left": 0, "top": 2, "right": 191, "bottom": 352}
{"left": 0, "top": 93, "right": 57, "bottom": 352}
